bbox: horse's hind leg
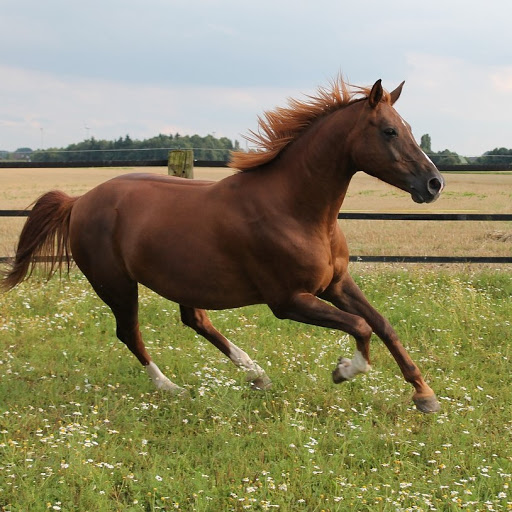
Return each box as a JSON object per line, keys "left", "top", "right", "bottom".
{"left": 180, "top": 306, "right": 272, "bottom": 390}
{"left": 111, "top": 288, "right": 186, "bottom": 395}
{"left": 77, "top": 259, "right": 186, "bottom": 394}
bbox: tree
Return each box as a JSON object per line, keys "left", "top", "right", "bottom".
{"left": 475, "top": 147, "right": 512, "bottom": 165}
{"left": 418, "top": 134, "right": 463, "bottom": 165}
{"left": 420, "top": 134, "right": 432, "bottom": 153}
{"left": 429, "top": 149, "right": 461, "bottom": 166}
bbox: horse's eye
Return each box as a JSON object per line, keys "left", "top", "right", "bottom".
{"left": 384, "top": 128, "right": 398, "bottom": 137}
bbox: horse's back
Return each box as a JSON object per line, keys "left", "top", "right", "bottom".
{"left": 115, "top": 172, "right": 215, "bottom": 187}
{"left": 72, "top": 173, "right": 219, "bottom": 221}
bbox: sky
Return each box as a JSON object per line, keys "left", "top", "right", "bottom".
{"left": 1, "top": 0, "right": 512, "bottom": 156}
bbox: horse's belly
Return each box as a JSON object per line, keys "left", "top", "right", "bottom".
{"left": 139, "top": 263, "right": 264, "bottom": 310}
{"left": 127, "top": 231, "right": 264, "bottom": 309}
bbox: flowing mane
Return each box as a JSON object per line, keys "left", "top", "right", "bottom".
{"left": 229, "top": 77, "right": 392, "bottom": 171}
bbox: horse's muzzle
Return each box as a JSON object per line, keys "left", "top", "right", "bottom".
{"left": 428, "top": 177, "right": 443, "bottom": 196}
{"left": 411, "top": 173, "right": 445, "bottom": 204}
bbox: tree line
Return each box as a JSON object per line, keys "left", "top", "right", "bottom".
{"left": 419, "top": 134, "right": 512, "bottom": 166}
{"left": 1, "top": 133, "right": 240, "bottom": 163}
{"left": 2, "top": 132, "right": 511, "bottom": 166}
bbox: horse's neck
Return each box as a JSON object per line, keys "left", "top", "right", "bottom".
{"left": 266, "top": 110, "right": 356, "bottom": 223}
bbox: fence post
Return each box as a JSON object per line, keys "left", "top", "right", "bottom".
{"left": 168, "top": 149, "right": 194, "bottom": 178}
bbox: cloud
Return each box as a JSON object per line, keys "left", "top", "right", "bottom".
{"left": 400, "top": 53, "right": 512, "bottom": 154}
{"left": 2, "top": 57, "right": 511, "bottom": 156}
{"left": 0, "top": 65, "right": 295, "bottom": 151}
{"left": 491, "top": 68, "right": 512, "bottom": 93}
{"left": 3, "top": 0, "right": 512, "bottom": 159}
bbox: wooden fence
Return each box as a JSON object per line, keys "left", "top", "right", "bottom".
{"left": 1, "top": 160, "right": 511, "bottom": 264}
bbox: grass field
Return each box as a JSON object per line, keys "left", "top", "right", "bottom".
{"left": 0, "top": 269, "right": 511, "bottom": 511}
{"left": 0, "top": 167, "right": 511, "bottom": 510}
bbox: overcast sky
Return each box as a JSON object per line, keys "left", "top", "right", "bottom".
{"left": 1, "top": 0, "right": 511, "bottom": 155}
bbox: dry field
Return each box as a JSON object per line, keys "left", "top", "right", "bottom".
{"left": 0, "top": 166, "right": 511, "bottom": 259}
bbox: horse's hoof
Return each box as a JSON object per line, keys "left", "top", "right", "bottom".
{"left": 332, "top": 369, "right": 349, "bottom": 384}
{"left": 175, "top": 387, "right": 191, "bottom": 398}
{"left": 413, "top": 393, "right": 441, "bottom": 414}
{"left": 332, "top": 358, "right": 350, "bottom": 384}
{"left": 251, "top": 374, "right": 272, "bottom": 391}
{"left": 156, "top": 380, "right": 189, "bottom": 397}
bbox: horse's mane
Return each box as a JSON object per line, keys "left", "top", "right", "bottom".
{"left": 229, "top": 77, "right": 391, "bottom": 171}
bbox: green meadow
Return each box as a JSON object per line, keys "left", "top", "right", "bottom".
{"left": 1, "top": 267, "right": 511, "bottom": 511}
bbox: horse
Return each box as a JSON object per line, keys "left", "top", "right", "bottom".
{"left": 1, "top": 78, "right": 444, "bottom": 413}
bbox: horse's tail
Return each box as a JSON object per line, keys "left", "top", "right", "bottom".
{"left": 1, "top": 190, "right": 79, "bottom": 291}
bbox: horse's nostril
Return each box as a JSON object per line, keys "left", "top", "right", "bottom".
{"left": 428, "top": 177, "right": 442, "bottom": 195}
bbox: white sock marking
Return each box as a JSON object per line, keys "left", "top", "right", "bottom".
{"left": 227, "top": 341, "right": 268, "bottom": 383}
{"left": 336, "top": 350, "right": 371, "bottom": 380}
{"left": 146, "top": 361, "right": 184, "bottom": 394}
{"left": 351, "top": 350, "right": 371, "bottom": 374}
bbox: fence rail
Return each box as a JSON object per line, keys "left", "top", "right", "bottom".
{"left": 1, "top": 160, "right": 512, "bottom": 171}
{"left": 1, "top": 161, "right": 511, "bottom": 264}
{"left": 3, "top": 210, "right": 512, "bottom": 222}
{"left": 0, "top": 159, "right": 226, "bottom": 169}
{"left": 2, "top": 210, "right": 511, "bottom": 264}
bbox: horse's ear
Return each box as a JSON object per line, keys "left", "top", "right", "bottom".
{"left": 390, "top": 81, "right": 405, "bottom": 105}
{"left": 368, "top": 79, "right": 383, "bottom": 109}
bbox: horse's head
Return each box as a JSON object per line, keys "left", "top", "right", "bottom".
{"left": 349, "top": 80, "right": 444, "bottom": 203}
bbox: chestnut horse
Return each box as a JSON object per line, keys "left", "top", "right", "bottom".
{"left": 1, "top": 79, "right": 444, "bottom": 413}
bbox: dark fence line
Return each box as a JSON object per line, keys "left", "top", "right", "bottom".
{"left": 1, "top": 210, "right": 511, "bottom": 264}
{"left": 3, "top": 210, "right": 512, "bottom": 222}
{"left": 1, "top": 161, "right": 511, "bottom": 264}
{"left": 338, "top": 213, "right": 512, "bottom": 221}
{"left": 1, "top": 160, "right": 512, "bottom": 171}
{"left": 437, "top": 163, "right": 512, "bottom": 172}
{"left": 0, "top": 159, "right": 226, "bottom": 169}
{"left": 1, "top": 255, "right": 510, "bottom": 265}
{"left": 349, "top": 256, "right": 511, "bottom": 264}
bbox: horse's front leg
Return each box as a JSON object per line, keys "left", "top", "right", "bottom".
{"left": 271, "top": 292, "right": 373, "bottom": 378}
{"left": 321, "top": 275, "right": 440, "bottom": 414}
